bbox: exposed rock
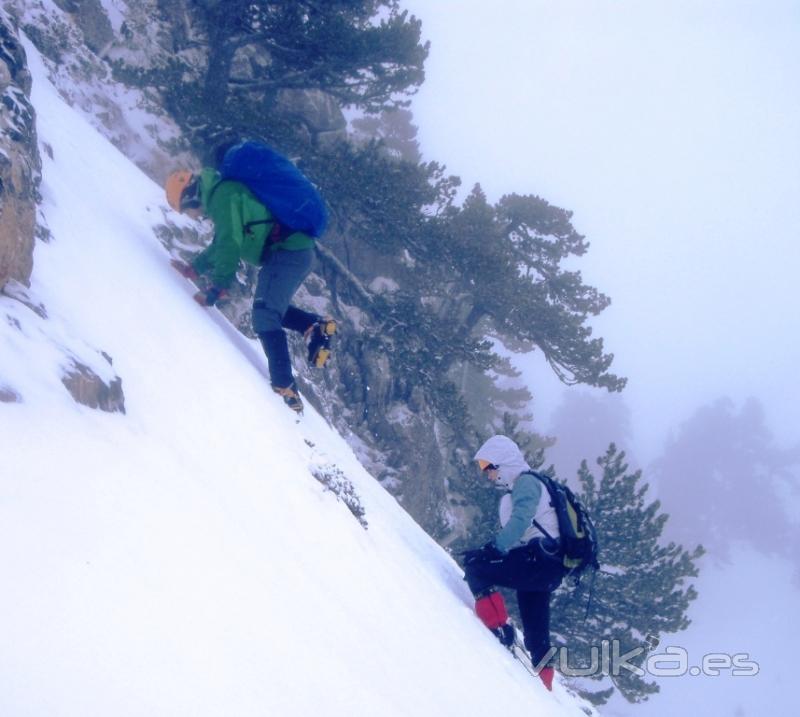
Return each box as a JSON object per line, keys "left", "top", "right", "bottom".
{"left": 52, "top": 0, "right": 113, "bottom": 55}
{"left": 61, "top": 359, "right": 126, "bottom": 413}
{"left": 0, "top": 384, "right": 21, "bottom": 402}
{"left": 230, "top": 44, "right": 271, "bottom": 83}
{"left": 2, "top": 278, "right": 47, "bottom": 317}
{"left": 276, "top": 88, "right": 347, "bottom": 146}
{"left": 14, "top": 0, "right": 189, "bottom": 183}
{"left": 0, "top": 9, "right": 41, "bottom": 290}
{"left": 386, "top": 407, "right": 452, "bottom": 536}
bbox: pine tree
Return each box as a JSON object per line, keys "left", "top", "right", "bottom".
{"left": 160, "top": 1, "right": 426, "bottom": 147}
{"left": 551, "top": 445, "right": 704, "bottom": 704}
{"left": 455, "top": 359, "right": 535, "bottom": 437}
{"left": 351, "top": 108, "right": 422, "bottom": 163}
{"left": 439, "top": 187, "right": 626, "bottom": 393}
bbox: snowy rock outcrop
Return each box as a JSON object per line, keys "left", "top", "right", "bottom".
{"left": 51, "top": 0, "right": 114, "bottom": 55}
{"left": 0, "top": 19, "right": 126, "bottom": 413}
{"left": 61, "top": 356, "right": 126, "bottom": 414}
{"left": 12, "top": 0, "right": 187, "bottom": 182}
{"left": 0, "top": 9, "right": 40, "bottom": 290}
{"left": 1, "top": 279, "right": 127, "bottom": 412}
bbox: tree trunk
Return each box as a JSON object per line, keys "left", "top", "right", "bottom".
{"left": 202, "top": 24, "right": 236, "bottom": 110}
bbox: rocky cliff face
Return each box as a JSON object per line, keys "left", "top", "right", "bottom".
{"left": 13, "top": 0, "right": 188, "bottom": 183}
{"left": 1, "top": 6, "right": 126, "bottom": 414}
{"left": 0, "top": 9, "right": 40, "bottom": 290}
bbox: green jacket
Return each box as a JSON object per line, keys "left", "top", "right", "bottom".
{"left": 191, "top": 168, "right": 315, "bottom": 288}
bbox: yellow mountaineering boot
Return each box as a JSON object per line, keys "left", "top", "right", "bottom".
{"left": 272, "top": 381, "right": 304, "bottom": 413}
{"left": 305, "top": 318, "right": 337, "bottom": 368}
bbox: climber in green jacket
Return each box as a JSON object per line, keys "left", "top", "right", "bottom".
{"left": 165, "top": 167, "right": 335, "bottom": 413}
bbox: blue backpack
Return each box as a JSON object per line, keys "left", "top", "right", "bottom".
{"left": 219, "top": 141, "right": 328, "bottom": 238}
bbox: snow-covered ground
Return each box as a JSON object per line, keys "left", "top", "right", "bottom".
{"left": 0, "top": 40, "right": 594, "bottom": 716}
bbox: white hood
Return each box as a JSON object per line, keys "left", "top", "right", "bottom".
{"left": 473, "top": 435, "right": 532, "bottom": 490}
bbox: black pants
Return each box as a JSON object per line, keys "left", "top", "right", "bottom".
{"left": 464, "top": 539, "right": 565, "bottom": 665}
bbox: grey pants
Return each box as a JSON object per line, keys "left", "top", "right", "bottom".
{"left": 252, "top": 248, "right": 316, "bottom": 387}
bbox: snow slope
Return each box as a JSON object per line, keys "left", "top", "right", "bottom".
{"left": 0, "top": 40, "right": 594, "bottom": 717}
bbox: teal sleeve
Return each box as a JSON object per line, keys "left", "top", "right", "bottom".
{"left": 494, "top": 474, "right": 542, "bottom": 553}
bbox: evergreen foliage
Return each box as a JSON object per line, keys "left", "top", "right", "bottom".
{"left": 351, "top": 108, "right": 422, "bottom": 163}
{"left": 456, "top": 360, "right": 536, "bottom": 437}
{"left": 197, "top": 0, "right": 427, "bottom": 109}
{"left": 306, "top": 139, "right": 456, "bottom": 249}
{"left": 551, "top": 445, "right": 704, "bottom": 704}
{"left": 115, "top": 1, "right": 428, "bottom": 148}
{"left": 437, "top": 186, "right": 626, "bottom": 392}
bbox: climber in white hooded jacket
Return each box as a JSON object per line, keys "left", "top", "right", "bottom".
{"left": 463, "top": 435, "right": 567, "bottom": 692}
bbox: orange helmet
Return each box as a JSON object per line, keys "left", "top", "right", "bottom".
{"left": 165, "top": 170, "right": 196, "bottom": 212}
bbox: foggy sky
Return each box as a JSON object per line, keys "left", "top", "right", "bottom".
{"left": 401, "top": 0, "right": 800, "bottom": 462}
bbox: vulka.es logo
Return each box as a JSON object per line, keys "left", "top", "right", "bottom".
{"left": 534, "top": 639, "right": 760, "bottom": 678}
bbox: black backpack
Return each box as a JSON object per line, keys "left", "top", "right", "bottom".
{"left": 526, "top": 471, "right": 600, "bottom": 580}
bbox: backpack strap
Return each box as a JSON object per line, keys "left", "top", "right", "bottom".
{"left": 521, "top": 471, "right": 558, "bottom": 542}
{"left": 246, "top": 219, "right": 292, "bottom": 241}
{"left": 253, "top": 221, "right": 296, "bottom": 263}
{"left": 532, "top": 518, "right": 555, "bottom": 541}
{"left": 206, "top": 176, "right": 292, "bottom": 255}
{"left": 206, "top": 179, "right": 284, "bottom": 240}
{"left": 205, "top": 176, "right": 224, "bottom": 207}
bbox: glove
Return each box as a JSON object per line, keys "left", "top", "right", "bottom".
{"left": 462, "top": 548, "right": 484, "bottom": 566}
{"left": 463, "top": 542, "right": 505, "bottom": 566}
{"left": 481, "top": 541, "right": 505, "bottom": 560}
{"left": 170, "top": 258, "right": 200, "bottom": 282}
{"left": 495, "top": 623, "right": 516, "bottom": 647}
{"left": 193, "top": 286, "right": 228, "bottom": 307}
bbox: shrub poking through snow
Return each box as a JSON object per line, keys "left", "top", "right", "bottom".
{"left": 311, "top": 464, "right": 368, "bottom": 529}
